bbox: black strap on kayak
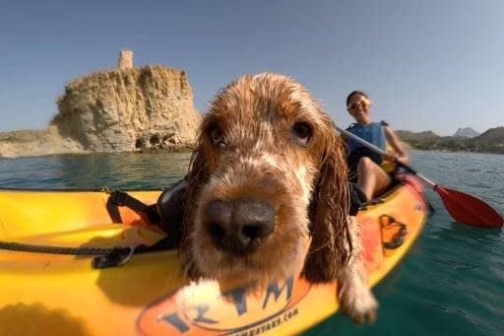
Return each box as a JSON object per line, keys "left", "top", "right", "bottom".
{"left": 0, "top": 235, "right": 178, "bottom": 269}
{"left": 349, "top": 183, "right": 368, "bottom": 216}
{"left": 379, "top": 214, "right": 408, "bottom": 250}
{"left": 93, "top": 236, "right": 178, "bottom": 268}
{"left": 106, "top": 190, "right": 160, "bottom": 225}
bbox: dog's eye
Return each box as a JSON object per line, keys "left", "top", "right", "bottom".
{"left": 209, "top": 127, "right": 226, "bottom": 147}
{"left": 292, "top": 122, "right": 312, "bottom": 146}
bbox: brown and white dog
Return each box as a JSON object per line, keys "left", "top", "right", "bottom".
{"left": 175, "top": 72, "right": 377, "bottom": 323}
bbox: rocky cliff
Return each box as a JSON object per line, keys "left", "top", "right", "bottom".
{"left": 52, "top": 64, "right": 201, "bottom": 152}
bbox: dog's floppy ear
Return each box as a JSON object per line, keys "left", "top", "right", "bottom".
{"left": 303, "top": 128, "right": 352, "bottom": 283}
{"left": 179, "top": 146, "right": 210, "bottom": 279}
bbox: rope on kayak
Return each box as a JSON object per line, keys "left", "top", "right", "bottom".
{"left": 0, "top": 237, "right": 177, "bottom": 269}
{"left": 0, "top": 241, "right": 131, "bottom": 256}
{"left": 0, "top": 241, "right": 135, "bottom": 268}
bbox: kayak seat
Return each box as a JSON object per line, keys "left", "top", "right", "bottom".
{"left": 155, "top": 179, "right": 186, "bottom": 246}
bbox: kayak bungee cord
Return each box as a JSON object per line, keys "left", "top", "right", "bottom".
{"left": 0, "top": 238, "right": 174, "bottom": 268}
{"left": 0, "top": 241, "right": 132, "bottom": 256}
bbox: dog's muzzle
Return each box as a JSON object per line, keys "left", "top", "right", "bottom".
{"left": 203, "top": 199, "right": 275, "bottom": 255}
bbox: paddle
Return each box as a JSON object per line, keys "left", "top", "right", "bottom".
{"left": 336, "top": 126, "right": 503, "bottom": 228}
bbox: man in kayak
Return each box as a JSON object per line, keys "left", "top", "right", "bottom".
{"left": 343, "top": 91, "right": 410, "bottom": 201}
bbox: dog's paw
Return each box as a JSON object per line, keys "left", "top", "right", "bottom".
{"left": 338, "top": 283, "right": 378, "bottom": 324}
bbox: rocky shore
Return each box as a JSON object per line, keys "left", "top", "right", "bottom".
{"left": 397, "top": 127, "right": 504, "bottom": 154}
{"left": 0, "top": 127, "right": 85, "bottom": 158}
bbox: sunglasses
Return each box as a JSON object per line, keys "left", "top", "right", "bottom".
{"left": 347, "top": 99, "right": 369, "bottom": 111}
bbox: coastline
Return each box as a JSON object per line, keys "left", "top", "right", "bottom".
{"left": 1, "top": 130, "right": 501, "bottom": 160}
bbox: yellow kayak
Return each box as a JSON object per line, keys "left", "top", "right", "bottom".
{"left": 0, "top": 176, "right": 428, "bottom": 336}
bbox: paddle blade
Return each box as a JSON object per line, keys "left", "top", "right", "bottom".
{"left": 434, "top": 186, "right": 503, "bottom": 228}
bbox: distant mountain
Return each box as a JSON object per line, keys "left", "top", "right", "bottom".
{"left": 396, "top": 130, "right": 440, "bottom": 150}
{"left": 396, "top": 130, "right": 440, "bottom": 142}
{"left": 474, "top": 126, "right": 504, "bottom": 142}
{"left": 397, "top": 127, "right": 504, "bottom": 154}
{"left": 453, "top": 127, "right": 479, "bottom": 138}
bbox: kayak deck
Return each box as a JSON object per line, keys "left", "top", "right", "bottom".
{"left": 0, "top": 177, "right": 428, "bottom": 335}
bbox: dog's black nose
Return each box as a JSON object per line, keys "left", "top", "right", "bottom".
{"left": 205, "top": 199, "right": 275, "bottom": 255}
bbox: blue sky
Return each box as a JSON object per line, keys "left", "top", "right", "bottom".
{"left": 1, "top": 0, "right": 503, "bottom": 135}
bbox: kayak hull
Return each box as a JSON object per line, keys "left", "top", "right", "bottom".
{"left": 0, "top": 176, "right": 428, "bottom": 335}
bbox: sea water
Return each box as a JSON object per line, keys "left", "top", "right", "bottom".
{"left": 0, "top": 150, "right": 502, "bottom": 336}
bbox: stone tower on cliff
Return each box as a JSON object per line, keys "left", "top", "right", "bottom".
{"left": 118, "top": 50, "right": 134, "bottom": 69}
